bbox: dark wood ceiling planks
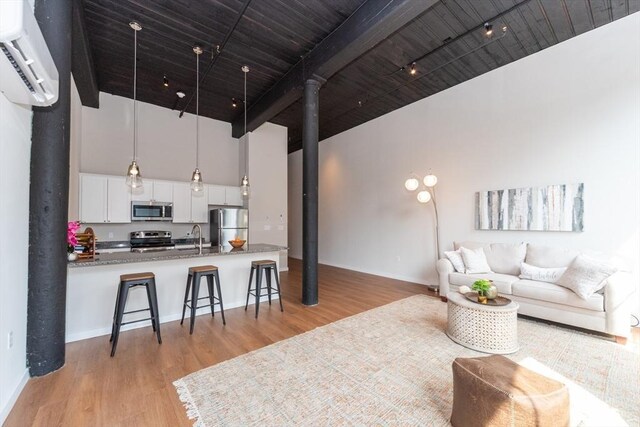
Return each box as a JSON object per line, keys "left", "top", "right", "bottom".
{"left": 79, "top": 0, "right": 639, "bottom": 153}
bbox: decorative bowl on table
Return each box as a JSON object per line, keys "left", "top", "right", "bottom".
{"left": 228, "top": 239, "right": 246, "bottom": 248}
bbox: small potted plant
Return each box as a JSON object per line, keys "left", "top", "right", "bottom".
{"left": 67, "top": 221, "right": 80, "bottom": 261}
{"left": 472, "top": 279, "right": 492, "bottom": 304}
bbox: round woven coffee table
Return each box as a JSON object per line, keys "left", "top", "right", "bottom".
{"left": 446, "top": 291, "right": 519, "bottom": 354}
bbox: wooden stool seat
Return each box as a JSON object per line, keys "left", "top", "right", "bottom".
{"left": 188, "top": 265, "right": 218, "bottom": 274}
{"left": 245, "top": 260, "right": 283, "bottom": 318}
{"left": 181, "top": 266, "right": 226, "bottom": 333}
{"left": 120, "top": 272, "right": 155, "bottom": 281}
{"left": 251, "top": 259, "right": 276, "bottom": 266}
{"left": 110, "top": 272, "right": 161, "bottom": 357}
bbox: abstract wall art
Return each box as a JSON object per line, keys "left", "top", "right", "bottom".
{"left": 475, "top": 183, "right": 584, "bottom": 231}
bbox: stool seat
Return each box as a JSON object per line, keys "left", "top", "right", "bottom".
{"left": 251, "top": 259, "right": 276, "bottom": 266}
{"left": 120, "top": 272, "right": 155, "bottom": 281}
{"left": 189, "top": 265, "right": 218, "bottom": 274}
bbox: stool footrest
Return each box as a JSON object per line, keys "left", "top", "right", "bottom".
{"left": 185, "top": 302, "right": 222, "bottom": 310}
{"left": 122, "top": 307, "right": 151, "bottom": 316}
{"left": 120, "top": 317, "right": 155, "bottom": 326}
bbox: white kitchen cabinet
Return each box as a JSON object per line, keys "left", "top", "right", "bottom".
{"left": 172, "top": 182, "right": 209, "bottom": 223}
{"left": 207, "top": 184, "right": 243, "bottom": 206}
{"left": 224, "top": 186, "right": 243, "bottom": 206}
{"left": 207, "top": 185, "right": 226, "bottom": 205}
{"left": 131, "top": 180, "right": 173, "bottom": 202}
{"left": 79, "top": 174, "right": 131, "bottom": 223}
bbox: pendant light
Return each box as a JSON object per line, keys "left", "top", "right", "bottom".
{"left": 190, "top": 45, "right": 204, "bottom": 193}
{"left": 125, "top": 21, "right": 143, "bottom": 189}
{"left": 240, "top": 65, "right": 250, "bottom": 198}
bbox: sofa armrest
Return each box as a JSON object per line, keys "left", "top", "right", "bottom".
{"left": 436, "top": 258, "right": 454, "bottom": 298}
{"left": 604, "top": 271, "right": 635, "bottom": 338}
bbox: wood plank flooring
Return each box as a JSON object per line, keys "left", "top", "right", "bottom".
{"left": 5, "top": 258, "right": 433, "bottom": 426}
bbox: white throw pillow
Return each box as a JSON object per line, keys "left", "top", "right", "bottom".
{"left": 519, "top": 262, "right": 566, "bottom": 284}
{"left": 444, "top": 249, "right": 465, "bottom": 273}
{"left": 460, "top": 247, "right": 492, "bottom": 274}
{"left": 556, "top": 255, "right": 617, "bottom": 300}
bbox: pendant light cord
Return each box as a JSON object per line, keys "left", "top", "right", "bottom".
{"left": 196, "top": 51, "right": 200, "bottom": 169}
{"left": 133, "top": 27, "right": 137, "bottom": 161}
{"left": 244, "top": 68, "right": 247, "bottom": 175}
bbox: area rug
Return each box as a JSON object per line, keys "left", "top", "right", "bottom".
{"left": 174, "top": 295, "right": 639, "bottom": 426}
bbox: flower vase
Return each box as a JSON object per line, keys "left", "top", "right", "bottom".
{"left": 486, "top": 283, "right": 498, "bottom": 300}
{"left": 68, "top": 252, "right": 78, "bottom": 261}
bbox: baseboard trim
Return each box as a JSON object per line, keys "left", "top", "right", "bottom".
{"left": 317, "top": 258, "right": 435, "bottom": 288}
{"left": 0, "top": 368, "right": 29, "bottom": 425}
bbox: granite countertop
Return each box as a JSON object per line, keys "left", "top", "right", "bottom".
{"left": 96, "top": 238, "right": 209, "bottom": 250}
{"left": 69, "top": 243, "right": 286, "bottom": 268}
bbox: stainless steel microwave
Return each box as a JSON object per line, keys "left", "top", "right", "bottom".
{"left": 131, "top": 201, "right": 173, "bottom": 221}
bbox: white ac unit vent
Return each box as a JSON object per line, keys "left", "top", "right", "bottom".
{"left": 0, "top": 0, "right": 59, "bottom": 106}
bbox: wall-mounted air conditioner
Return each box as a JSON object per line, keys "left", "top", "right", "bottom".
{"left": 0, "top": 0, "right": 59, "bottom": 106}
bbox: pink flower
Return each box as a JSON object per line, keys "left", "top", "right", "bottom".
{"left": 67, "top": 221, "right": 80, "bottom": 246}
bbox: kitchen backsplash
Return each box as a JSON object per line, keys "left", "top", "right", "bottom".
{"left": 85, "top": 222, "right": 211, "bottom": 242}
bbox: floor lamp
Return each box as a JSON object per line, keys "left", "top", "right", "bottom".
{"left": 404, "top": 173, "right": 440, "bottom": 292}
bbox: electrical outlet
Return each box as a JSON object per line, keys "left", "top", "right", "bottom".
{"left": 8, "top": 331, "right": 13, "bottom": 349}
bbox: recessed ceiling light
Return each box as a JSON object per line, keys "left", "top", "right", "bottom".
{"left": 176, "top": 91, "right": 185, "bottom": 98}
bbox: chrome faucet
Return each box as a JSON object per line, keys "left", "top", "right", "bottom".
{"left": 191, "top": 224, "right": 203, "bottom": 254}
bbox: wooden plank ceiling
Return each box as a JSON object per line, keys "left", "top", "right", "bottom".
{"left": 81, "top": 0, "right": 639, "bottom": 153}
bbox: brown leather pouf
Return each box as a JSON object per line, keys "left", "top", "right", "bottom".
{"left": 451, "top": 355, "right": 569, "bottom": 427}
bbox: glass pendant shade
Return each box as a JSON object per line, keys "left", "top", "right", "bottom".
{"left": 404, "top": 177, "right": 420, "bottom": 191}
{"left": 126, "top": 160, "right": 143, "bottom": 188}
{"left": 240, "top": 175, "right": 250, "bottom": 197}
{"left": 423, "top": 174, "right": 438, "bottom": 187}
{"left": 417, "top": 190, "right": 432, "bottom": 203}
{"left": 190, "top": 168, "right": 203, "bottom": 192}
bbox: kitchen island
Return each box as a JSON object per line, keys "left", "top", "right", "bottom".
{"left": 66, "top": 244, "right": 285, "bottom": 343}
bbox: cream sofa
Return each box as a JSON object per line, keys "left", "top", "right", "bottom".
{"left": 436, "top": 241, "right": 634, "bottom": 340}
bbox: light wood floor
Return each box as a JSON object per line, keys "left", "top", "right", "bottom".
{"left": 5, "top": 258, "right": 433, "bottom": 426}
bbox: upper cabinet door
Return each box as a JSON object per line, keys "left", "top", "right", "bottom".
{"left": 225, "top": 186, "right": 243, "bottom": 206}
{"left": 106, "top": 176, "right": 131, "bottom": 223}
{"left": 191, "top": 191, "right": 209, "bottom": 223}
{"left": 79, "top": 174, "right": 107, "bottom": 223}
{"left": 207, "top": 185, "right": 226, "bottom": 205}
{"left": 172, "top": 182, "right": 192, "bottom": 223}
{"left": 153, "top": 181, "right": 173, "bottom": 202}
{"left": 130, "top": 181, "right": 153, "bottom": 202}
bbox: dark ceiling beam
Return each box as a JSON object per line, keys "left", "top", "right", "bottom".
{"left": 231, "top": 0, "right": 438, "bottom": 138}
{"left": 71, "top": 0, "right": 99, "bottom": 108}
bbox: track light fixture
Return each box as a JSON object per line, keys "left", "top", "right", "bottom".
{"left": 176, "top": 91, "right": 185, "bottom": 98}
{"left": 409, "top": 62, "right": 417, "bottom": 75}
{"left": 232, "top": 98, "right": 238, "bottom": 108}
{"left": 484, "top": 22, "right": 493, "bottom": 36}
{"left": 163, "top": 75, "right": 169, "bottom": 87}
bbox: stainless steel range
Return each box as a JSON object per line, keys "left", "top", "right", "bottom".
{"left": 129, "top": 230, "right": 175, "bottom": 252}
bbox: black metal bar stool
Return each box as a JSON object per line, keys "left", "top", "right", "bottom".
{"left": 180, "top": 265, "right": 226, "bottom": 334}
{"left": 109, "top": 272, "right": 161, "bottom": 357}
{"left": 245, "top": 260, "right": 284, "bottom": 318}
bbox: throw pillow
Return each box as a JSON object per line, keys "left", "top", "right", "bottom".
{"left": 460, "top": 247, "right": 492, "bottom": 274}
{"left": 445, "top": 249, "right": 465, "bottom": 273}
{"left": 556, "top": 255, "right": 617, "bottom": 300}
{"left": 519, "top": 262, "right": 566, "bottom": 284}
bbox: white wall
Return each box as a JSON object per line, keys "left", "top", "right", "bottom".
{"left": 245, "top": 123, "right": 289, "bottom": 268}
{"left": 79, "top": 92, "right": 239, "bottom": 184}
{"left": 0, "top": 93, "right": 31, "bottom": 422}
{"left": 288, "top": 14, "right": 640, "bottom": 312}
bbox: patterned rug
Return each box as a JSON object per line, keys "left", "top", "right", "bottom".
{"left": 174, "top": 295, "right": 639, "bottom": 426}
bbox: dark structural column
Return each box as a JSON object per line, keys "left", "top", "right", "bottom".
{"left": 302, "top": 79, "right": 320, "bottom": 306}
{"left": 27, "top": 0, "right": 73, "bottom": 376}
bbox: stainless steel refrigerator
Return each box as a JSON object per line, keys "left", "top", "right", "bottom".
{"left": 209, "top": 208, "right": 248, "bottom": 247}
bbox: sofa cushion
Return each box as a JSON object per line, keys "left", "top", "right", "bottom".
{"left": 511, "top": 280, "right": 604, "bottom": 312}
{"left": 444, "top": 249, "right": 465, "bottom": 273}
{"left": 460, "top": 247, "right": 492, "bottom": 273}
{"left": 555, "top": 255, "right": 617, "bottom": 300}
{"left": 525, "top": 245, "right": 580, "bottom": 268}
{"left": 449, "top": 273, "right": 519, "bottom": 295}
{"left": 455, "top": 241, "right": 526, "bottom": 275}
{"left": 519, "top": 262, "right": 566, "bottom": 284}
